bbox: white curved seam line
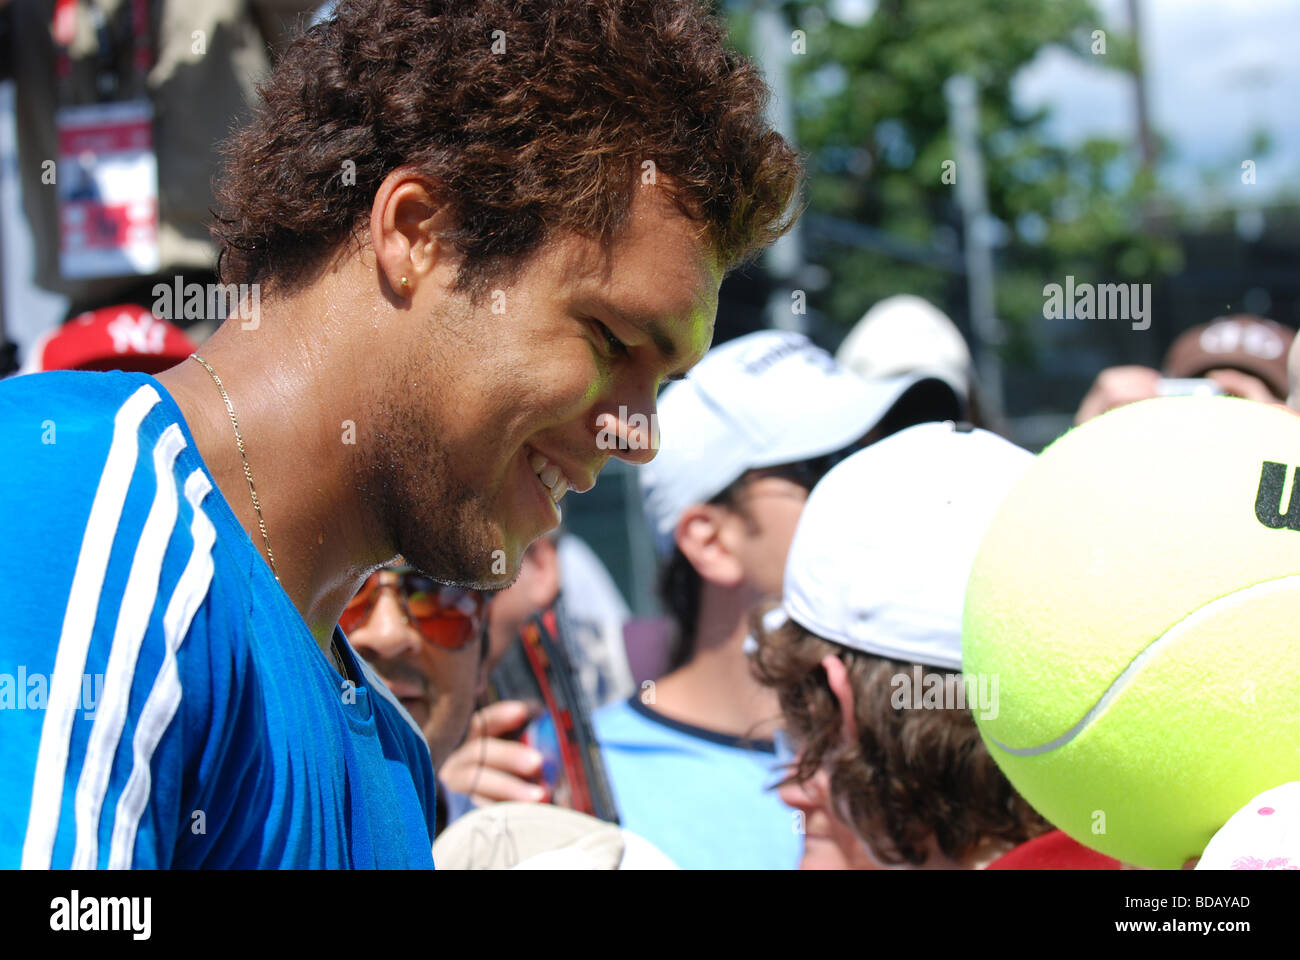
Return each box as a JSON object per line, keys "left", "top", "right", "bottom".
{"left": 987, "top": 574, "right": 1300, "bottom": 758}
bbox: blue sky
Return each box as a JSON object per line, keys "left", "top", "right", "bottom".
{"left": 1013, "top": 0, "right": 1300, "bottom": 207}
{"left": 819, "top": 0, "right": 1300, "bottom": 207}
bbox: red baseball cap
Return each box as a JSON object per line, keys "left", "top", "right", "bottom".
{"left": 20, "top": 304, "right": 197, "bottom": 375}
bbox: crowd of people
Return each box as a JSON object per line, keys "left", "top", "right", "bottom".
{"left": 410, "top": 304, "right": 1300, "bottom": 870}
{"left": 1, "top": 0, "right": 1296, "bottom": 872}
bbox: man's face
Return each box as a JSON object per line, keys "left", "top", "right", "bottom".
{"left": 367, "top": 188, "right": 718, "bottom": 589}
{"left": 724, "top": 468, "right": 818, "bottom": 601}
{"left": 345, "top": 569, "right": 487, "bottom": 771}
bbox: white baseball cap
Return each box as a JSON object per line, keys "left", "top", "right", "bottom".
{"left": 641, "top": 329, "right": 944, "bottom": 552}
{"left": 836, "top": 294, "right": 973, "bottom": 403}
{"left": 1196, "top": 781, "right": 1300, "bottom": 870}
{"left": 778, "top": 421, "right": 1032, "bottom": 670}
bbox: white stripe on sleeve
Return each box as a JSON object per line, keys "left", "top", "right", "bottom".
{"left": 107, "top": 470, "right": 215, "bottom": 869}
{"left": 21, "top": 384, "right": 161, "bottom": 870}
{"left": 71, "top": 422, "right": 187, "bottom": 870}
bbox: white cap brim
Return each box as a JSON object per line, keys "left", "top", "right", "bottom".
{"left": 641, "top": 331, "right": 956, "bottom": 553}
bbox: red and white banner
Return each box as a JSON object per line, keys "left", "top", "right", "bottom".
{"left": 56, "top": 101, "right": 160, "bottom": 280}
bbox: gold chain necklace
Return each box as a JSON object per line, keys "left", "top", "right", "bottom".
{"left": 190, "top": 353, "right": 350, "bottom": 681}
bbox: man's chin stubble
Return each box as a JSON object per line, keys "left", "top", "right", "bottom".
{"left": 360, "top": 429, "right": 503, "bottom": 588}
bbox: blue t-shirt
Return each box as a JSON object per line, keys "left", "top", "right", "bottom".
{"left": 0, "top": 370, "right": 437, "bottom": 868}
{"left": 594, "top": 696, "right": 800, "bottom": 869}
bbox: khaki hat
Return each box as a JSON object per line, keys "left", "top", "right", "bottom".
{"left": 433, "top": 803, "right": 677, "bottom": 869}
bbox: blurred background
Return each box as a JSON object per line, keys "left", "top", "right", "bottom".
{"left": 3, "top": 0, "right": 1297, "bottom": 613}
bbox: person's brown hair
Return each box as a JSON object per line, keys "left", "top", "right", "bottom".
{"left": 749, "top": 608, "right": 1049, "bottom": 867}
{"left": 212, "top": 0, "right": 802, "bottom": 297}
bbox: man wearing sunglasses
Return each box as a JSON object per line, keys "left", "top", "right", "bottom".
{"left": 341, "top": 564, "right": 490, "bottom": 773}
{"left": 594, "top": 330, "right": 961, "bottom": 870}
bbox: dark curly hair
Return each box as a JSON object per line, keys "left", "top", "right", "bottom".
{"left": 212, "top": 0, "right": 802, "bottom": 296}
{"left": 749, "top": 608, "right": 1050, "bottom": 867}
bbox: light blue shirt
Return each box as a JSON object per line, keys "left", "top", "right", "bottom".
{"left": 595, "top": 696, "right": 799, "bottom": 869}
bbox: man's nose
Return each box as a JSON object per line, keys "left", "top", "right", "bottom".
{"left": 595, "top": 400, "right": 660, "bottom": 466}
{"left": 347, "top": 592, "right": 423, "bottom": 660}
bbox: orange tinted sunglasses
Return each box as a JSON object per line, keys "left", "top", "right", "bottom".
{"left": 339, "top": 566, "right": 488, "bottom": 650}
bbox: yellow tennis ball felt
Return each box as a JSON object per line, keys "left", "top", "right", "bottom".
{"left": 963, "top": 396, "right": 1300, "bottom": 869}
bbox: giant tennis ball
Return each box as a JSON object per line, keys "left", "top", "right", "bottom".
{"left": 963, "top": 397, "right": 1300, "bottom": 869}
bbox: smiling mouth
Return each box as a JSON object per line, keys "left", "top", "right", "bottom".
{"left": 528, "top": 450, "right": 570, "bottom": 504}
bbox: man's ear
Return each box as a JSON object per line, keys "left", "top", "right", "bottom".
{"left": 369, "top": 167, "right": 461, "bottom": 300}
{"left": 674, "top": 504, "right": 744, "bottom": 588}
{"left": 821, "top": 653, "right": 857, "bottom": 749}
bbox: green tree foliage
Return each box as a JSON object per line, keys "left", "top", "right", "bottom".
{"left": 766, "top": 0, "right": 1183, "bottom": 366}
